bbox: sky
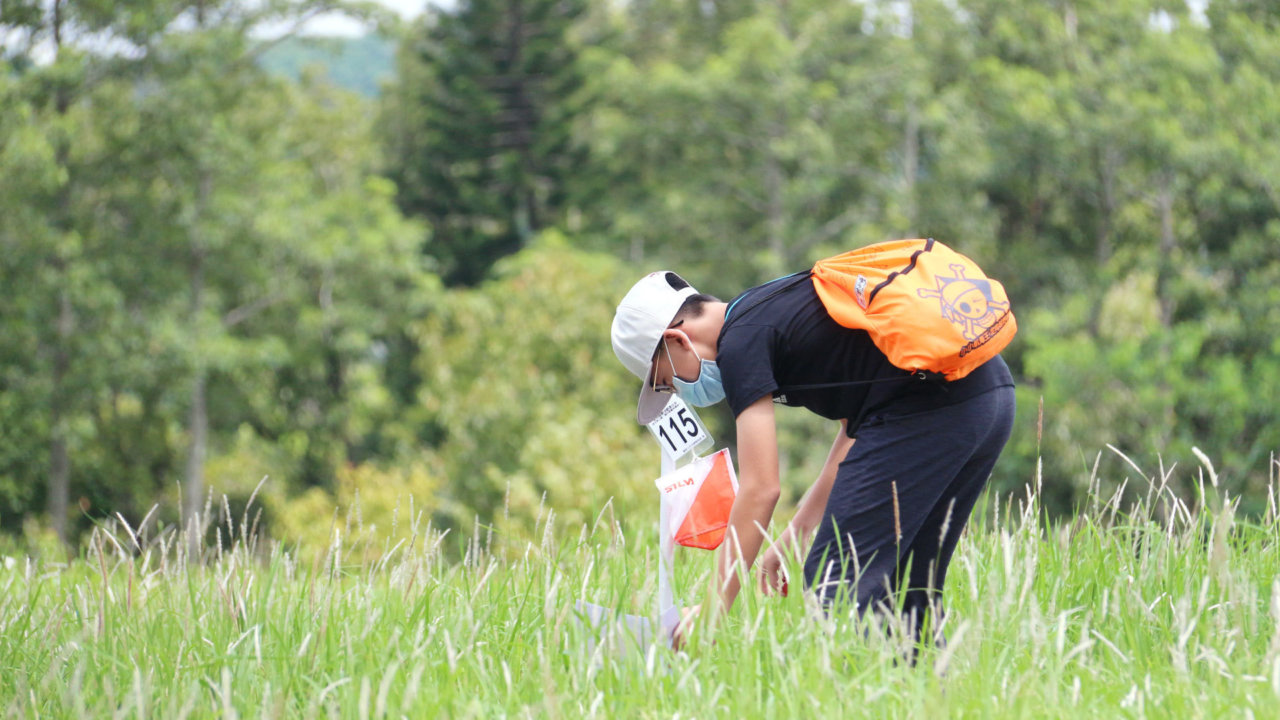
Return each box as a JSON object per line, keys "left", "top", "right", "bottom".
{"left": 297, "top": 0, "right": 435, "bottom": 36}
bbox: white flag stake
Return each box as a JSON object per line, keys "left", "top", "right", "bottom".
{"left": 658, "top": 444, "right": 679, "bottom": 643}
{"left": 573, "top": 396, "right": 711, "bottom": 657}
{"left": 650, "top": 396, "right": 714, "bottom": 644}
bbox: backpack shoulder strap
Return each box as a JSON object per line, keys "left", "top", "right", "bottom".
{"left": 722, "top": 271, "right": 812, "bottom": 328}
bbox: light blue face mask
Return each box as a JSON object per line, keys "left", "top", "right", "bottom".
{"left": 662, "top": 335, "right": 725, "bottom": 407}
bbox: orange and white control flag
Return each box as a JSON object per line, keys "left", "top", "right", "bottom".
{"left": 654, "top": 449, "right": 738, "bottom": 550}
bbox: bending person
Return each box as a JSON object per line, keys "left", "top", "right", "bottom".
{"left": 610, "top": 265, "right": 1015, "bottom": 647}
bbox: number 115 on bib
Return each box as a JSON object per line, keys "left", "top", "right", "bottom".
{"left": 645, "top": 395, "right": 712, "bottom": 459}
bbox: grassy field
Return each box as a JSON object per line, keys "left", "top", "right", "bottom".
{"left": 3, "top": 454, "right": 1280, "bottom": 718}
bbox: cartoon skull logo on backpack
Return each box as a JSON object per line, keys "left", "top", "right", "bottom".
{"left": 917, "top": 263, "right": 1010, "bottom": 341}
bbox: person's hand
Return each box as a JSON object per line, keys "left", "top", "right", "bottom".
{"left": 758, "top": 545, "right": 789, "bottom": 597}
{"left": 672, "top": 604, "right": 701, "bottom": 651}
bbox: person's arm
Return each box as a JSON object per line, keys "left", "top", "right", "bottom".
{"left": 704, "top": 395, "right": 781, "bottom": 619}
{"left": 759, "top": 420, "right": 853, "bottom": 593}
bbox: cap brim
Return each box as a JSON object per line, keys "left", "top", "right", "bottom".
{"left": 636, "top": 382, "right": 673, "bottom": 425}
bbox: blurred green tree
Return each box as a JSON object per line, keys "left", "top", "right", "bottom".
{"left": 0, "top": 0, "right": 437, "bottom": 547}
{"left": 579, "top": 1, "right": 999, "bottom": 295}
{"left": 962, "top": 0, "right": 1280, "bottom": 508}
{"left": 0, "top": 0, "right": 183, "bottom": 542}
{"left": 381, "top": 0, "right": 593, "bottom": 286}
{"left": 409, "top": 236, "right": 656, "bottom": 540}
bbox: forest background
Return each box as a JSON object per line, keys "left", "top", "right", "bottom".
{"left": 1, "top": 0, "right": 1277, "bottom": 555}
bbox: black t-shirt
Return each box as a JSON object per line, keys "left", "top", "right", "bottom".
{"left": 716, "top": 275, "right": 1015, "bottom": 437}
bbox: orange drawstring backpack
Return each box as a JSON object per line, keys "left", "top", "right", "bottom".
{"left": 811, "top": 238, "right": 1016, "bottom": 380}
{"left": 727, "top": 239, "right": 1016, "bottom": 380}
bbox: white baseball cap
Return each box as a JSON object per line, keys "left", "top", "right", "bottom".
{"left": 611, "top": 271, "right": 698, "bottom": 424}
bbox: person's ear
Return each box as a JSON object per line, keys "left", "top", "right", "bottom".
{"left": 663, "top": 327, "right": 691, "bottom": 351}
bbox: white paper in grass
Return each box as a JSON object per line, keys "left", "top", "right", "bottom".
{"left": 572, "top": 599, "right": 657, "bottom": 658}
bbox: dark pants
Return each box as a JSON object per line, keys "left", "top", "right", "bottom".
{"left": 802, "top": 384, "right": 1016, "bottom": 639}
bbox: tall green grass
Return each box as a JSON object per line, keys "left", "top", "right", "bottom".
{"left": 3, "top": 451, "right": 1279, "bottom": 718}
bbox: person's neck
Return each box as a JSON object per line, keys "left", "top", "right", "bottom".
{"left": 706, "top": 301, "right": 729, "bottom": 344}
{"left": 679, "top": 302, "right": 729, "bottom": 358}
